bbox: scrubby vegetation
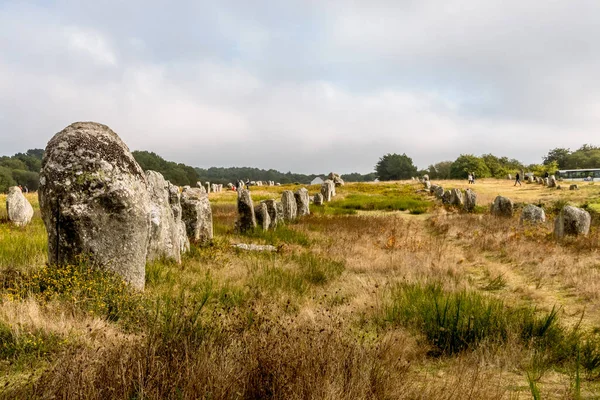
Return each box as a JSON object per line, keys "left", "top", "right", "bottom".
{"left": 3, "top": 180, "right": 600, "bottom": 398}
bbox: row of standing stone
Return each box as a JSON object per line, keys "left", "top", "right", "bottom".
{"left": 236, "top": 188, "right": 308, "bottom": 232}
{"left": 489, "top": 196, "right": 591, "bottom": 238}
{"left": 236, "top": 174, "right": 343, "bottom": 232}
{"left": 421, "top": 178, "right": 591, "bottom": 239}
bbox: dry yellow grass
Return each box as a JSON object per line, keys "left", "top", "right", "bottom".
{"left": 1, "top": 181, "right": 600, "bottom": 398}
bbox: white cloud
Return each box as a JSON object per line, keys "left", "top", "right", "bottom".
{"left": 65, "top": 26, "right": 118, "bottom": 66}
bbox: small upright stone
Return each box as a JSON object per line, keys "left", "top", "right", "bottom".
{"left": 548, "top": 175, "right": 557, "bottom": 188}
{"left": 434, "top": 186, "right": 444, "bottom": 199}
{"left": 424, "top": 181, "right": 431, "bottom": 190}
{"left": 6, "top": 186, "right": 34, "bottom": 227}
{"left": 181, "top": 187, "right": 213, "bottom": 244}
{"left": 281, "top": 191, "right": 298, "bottom": 222}
{"left": 254, "top": 202, "right": 271, "bottom": 231}
{"left": 168, "top": 183, "right": 190, "bottom": 254}
{"left": 423, "top": 174, "right": 430, "bottom": 181}
{"left": 236, "top": 189, "right": 256, "bottom": 232}
{"left": 328, "top": 172, "right": 345, "bottom": 187}
{"left": 442, "top": 190, "right": 452, "bottom": 204}
{"left": 554, "top": 205, "right": 591, "bottom": 238}
{"left": 450, "top": 188, "right": 463, "bottom": 207}
{"left": 294, "top": 187, "right": 310, "bottom": 217}
{"left": 38, "top": 122, "right": 150, "bottom": 290}
{"left": 146, "top": 171, "right": 181, "bottom": 263}
{"left": 463, "top": 189, "right": 477, "bottom": 212}
{"left": 205, "top": 182, "right": 211, "bottom": 193}
{"left": 507, "top": 174, "right": 512, "bottom": 180}
{"left": 321, "top": 180, "right": 335, "bottom": 202}
{"left": 491, "top": 196, "right": 514, "bottom": 218}
{"left": 520, "top": 205, "right": 546, "bottom": 224}
{"left": 261, "top": 199, "right": 280, "bottom": 230}
{"left": 570, "top": 184, "right": 579, "bottom": 191}
{"left": 314, "top": 193, "right": 324, "bottom": 206}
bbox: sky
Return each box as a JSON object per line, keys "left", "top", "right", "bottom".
{"left": 1, "top": 0, "right": 599, "bottom": 174}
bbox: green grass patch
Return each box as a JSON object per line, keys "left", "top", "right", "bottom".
{"left": 381, "top": 282, "right": 587, "bottom": 360}
{"left": 329, "top": 194, "right": 429, "bottom": 213}
{"left": 244, "top": 225, "right": 311, "bottom": 246}
{"left": 0, "top": 219, "right": 47, "bottom": 270}
{"left": 324, "top": 185, "right": 431, "bottom": 214}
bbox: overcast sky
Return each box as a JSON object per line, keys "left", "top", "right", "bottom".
{"left": 1, "top": 1, "right": 599, "bottom": 174}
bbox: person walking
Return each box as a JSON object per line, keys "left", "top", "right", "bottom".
{"left": 514, "top": 172, "right": 522, "bottom": 186}
{"left": 471, "top": 172, "right": 476, "bottom": 184}
{"left": 468, "top": 173, "right": 473, "bottom": 184}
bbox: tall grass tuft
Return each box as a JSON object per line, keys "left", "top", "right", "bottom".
{"left": 382, "top": 282, "right": 567, "bottom": 356}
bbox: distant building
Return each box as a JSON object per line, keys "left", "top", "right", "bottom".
{"left": 311, "top": 177, "right": 324, "bottom": 185}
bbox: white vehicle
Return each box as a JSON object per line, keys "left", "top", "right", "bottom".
{"left": 557, "top": 169, "right": 600, "bottom": 181}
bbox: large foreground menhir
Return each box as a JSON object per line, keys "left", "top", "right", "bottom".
{"left": 38, "top": 122, "right": 175, "bottom": 290}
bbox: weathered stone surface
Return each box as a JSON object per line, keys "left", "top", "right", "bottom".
{"left": 254, "top": 202, "right": 271, "bottom": 231}
{"left": 181, "top": 187, "right": 213, "bottom": 243}
{"left": 314, "top": 193, "right": 324, "bottom": 206}
{"left": 232, "top": 243, "right": 277, "bottom": 252}
{"left": 548, "top": 175, "right": 557, "bottom": 188}
{"left": 423, "top": 174, "right": 429, "bottom": 181}
{"left": 205, "top": 182, "right": 211, "bottom": 193}
{"left": 262, "top": 199, "right": 281, "bottom": 229}
{"left": 281, "top": 191, "right": 298, "bottom": 222}
{"left": 520, "top": 205, "right": 546, "bottom": 224}
{"left": 167, "top": 183, "right": 190, "bottom": 254}
{"left": 433, "top": 186, "right": 444, "bottom": 199}
{"left": 6, "top": 186, "right": 34, "bottom": 227}
{"left": 463, "top": 189, "right": 477, "bottom": 212}
{"left": 544, "top": 177, "right": 549, "bottom": 186}
{"left": 442, "top": 190, "right": 452, "bottom": 204}
{"left": 491, "top": 196, "right": 514, "bottom": 218}
{"left": 424, "top": 181, "right": 431, "bottom": 190}
{"left": 554, "top": 205, "right": 591, "bottom": 238}
{"left": 146, "top": 171, "right": 181, "bottom": 263}
{"left": 196, "top": 182, "right": 207, "bottom": 193}
{"left": 570, "top": 184, "right": 579, "bottom": 190}
{"left": 450, "top": 188, "right": 463, "bottom": 207}
{"left": 294, "top": 187, "right": 310, "bottom": 217}
{"left": 38, "top": 122, "right": 150, "bottom": 290}
{"left": 321, "top": 180, "right": 335, "bottom": 202}
{"left": 328, "top": 172, "right": 345, "bottom": 187}
{"left": 236, "top": 189, "right": 256, "bottom": 232}
{"left": 276, "top": 201, "right": 284, "bottom": 224}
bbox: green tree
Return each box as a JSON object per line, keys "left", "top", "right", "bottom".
{"left": 543, "top": 148, "right": 571, "bottom": 167}
{"left": 375, "top": 153, "right": 418, "bottom": 181}
{"left": 428, "top": 161, "right": 453, "bottom": 179}
{"left": 450, "top": 155, "right": 491, "bottom": 179}
{"left": 0, "top": 166, "right": 16, "bottom": 193}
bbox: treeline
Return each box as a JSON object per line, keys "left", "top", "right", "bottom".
{"left": 0, "top": 149, "right": 44, "bottom": 192}
{"left": 543, "top": 145, "right": 600, "bottom": 169}
{"left": 132, "top": 151, "right": 198, "bottom": 187}
{"left": 195, "top": 167, "right": 376, "bottom": 185}
{"left": 376, "top": 151, "right": 563, "bottom": 182}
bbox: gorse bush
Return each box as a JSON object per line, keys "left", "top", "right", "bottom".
{"left": 3, "top": 261, "right": 145, "bottom": 327}
{"left": 0, "top": 320, "right": 64, "bottom": 361}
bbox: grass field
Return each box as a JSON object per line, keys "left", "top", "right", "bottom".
{"left": 2, "top": 179, "right": 600, "bottom": 399}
